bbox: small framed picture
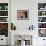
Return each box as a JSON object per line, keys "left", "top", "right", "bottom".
{"left": 17, "top": 10, "right": 29, "bottom": 20}
{"left": 38, "top": 29, "right": 46, "bottom": 37}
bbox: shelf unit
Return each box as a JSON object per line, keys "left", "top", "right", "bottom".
{"left": 0, "top": 3, "right": 8, "bottom": 37}
{"left": 38, "top": 3, "right": 46, "bottom": 37}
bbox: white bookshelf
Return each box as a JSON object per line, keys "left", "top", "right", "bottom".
{"left": 0, "top": 0, "right": 11, "bottom": 45}
{"left": 0, "top": 3, "right": 8, "bottom": 23}
{"left": 0, "top": 3, "right": 8, "bottom": 38}
{"left": 38, "top": 3, "right": 46, "bottom": 28}
{"left": 38, "top": 3, "right": 46, "bottom": 37}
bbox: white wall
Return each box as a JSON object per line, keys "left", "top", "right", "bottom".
{"left": 11, "top": 0, "right": 46, "bottom": 46}
{"left": 11, "top": 0, "right": 46, "bottom": 30}
{"left": 0, "top": 0, "right": 45, "bottom": 46}
{"left": 11, "top": 0, "right": 38, "bottom": 30}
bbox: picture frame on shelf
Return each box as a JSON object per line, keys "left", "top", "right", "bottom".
{"left": 0, "top": 6, "right": 1, "bottom": 10}
{"left": 38, "top": 23, "right": 46, "bottom": 28}
{"left": 5, "top": 6, "right": 8, "bottom": 10}
{"left": 0, "top": 17, "right": 8, "bottom": 22}
{"left": 38, "top": 11, "right": 46, "bottom": 16}
{"left": 0, "top": 23, "right": 8, "bottom": 37}
{"left": 0, "top": 3, "right": 8, "bottom": 10}
{"left": 38, "top": 17, "right": 46, "bottom": 22}
{"left": 0, "top": 11, "right": 8, "bottom": 16}
{"left": 17, "top": 10, "right": 29, "bottom": 20}
{"left": 38, "top": 29, "right": 46, "bottom": 37}
{"left": 38, "top": 3, "right": 46, "bottom": 10}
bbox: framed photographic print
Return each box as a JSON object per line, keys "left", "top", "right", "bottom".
{"left": 17, "top": 10, "right": 29, "bottom": 20}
